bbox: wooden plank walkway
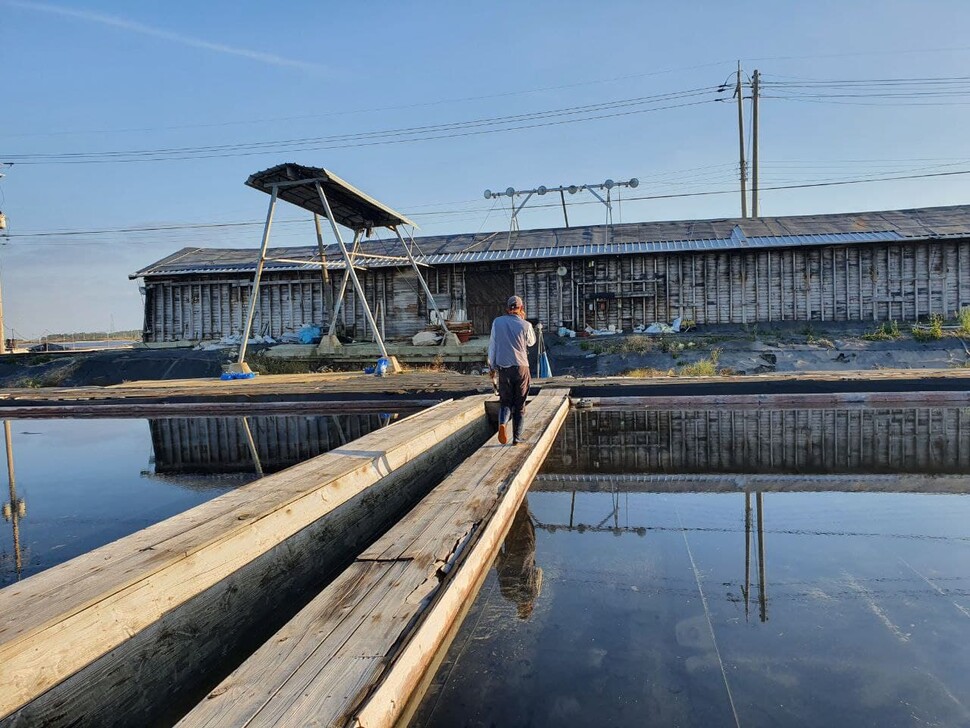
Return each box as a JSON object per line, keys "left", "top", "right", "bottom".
{"left": 1, "top": 368, "right": 970, "bottom": 417}
{"left": 179, "top": 389, "right": 571, "bottom": 728}
{"left": 0, "top": 396, "right": 488, "bottom": 720}
{"left": 0, "top": 371, "right": 489, "bottom": 404}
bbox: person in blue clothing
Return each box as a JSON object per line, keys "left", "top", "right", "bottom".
{"left": 487, "top": 295, "right": 537, "bottom": 445}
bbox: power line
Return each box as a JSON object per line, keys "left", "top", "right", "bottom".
{"left": 9, "top": 166, "right": 970, "bottom": 245}
{"left": 5, "top": 61, "right": 733, "bottom": 140}
{"left": 5, "top": 88, "right": 719, "bottom": 165}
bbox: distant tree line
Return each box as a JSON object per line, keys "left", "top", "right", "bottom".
{"left": 41, "top": 329, "right": 142, "bottom": 342}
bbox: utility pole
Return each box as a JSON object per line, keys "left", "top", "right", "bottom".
{"left": 752, "top": 69, "right": 760, "bottom": 217}
{"left": 0, "top": 265, "right": 6, "bottom": 355}
{"left": 735, "top": 61, "right": 748, "bottom": 219}
{"left": 0, "top": 164, "right": 8, "bottom": 354}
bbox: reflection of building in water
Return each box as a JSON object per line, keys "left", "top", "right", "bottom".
{"left": 496, "top": 499, "right": 543, "bottom": 620}
{"left": 149, "top": 413, "right": 397, "bottom": 475}
{"left": 543, "top": 407, "right": 970, "bottom": 474}
{"left": 2, "top": 420, "right": 25, "bottom": 581}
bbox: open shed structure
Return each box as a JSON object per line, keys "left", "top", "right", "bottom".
{"left": 133, "top": 203, "right": 970, "bottom": 348}
{"left": 224, "top": 163, "right": 449, "bottom": 372}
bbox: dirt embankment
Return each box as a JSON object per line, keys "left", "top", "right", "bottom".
{"left": 0, "top": 321, "right": 968, "bottom": 388}
{"left": 0, "top": 348, "right": 232, "bottom": 388}
{"left": 544, "top": 322, "right": 970, "bottom": 378}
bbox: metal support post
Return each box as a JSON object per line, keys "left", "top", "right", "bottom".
{"left": 313, "top": 213, "right": 336, "bottom": 323}
{"left": 234, "top": 186, "right": 278, "bottom": 370}
{"left": 393, "top": 227, "right": 450, "bottom": 335}
{"left": 314, "top": 182, "right": 391, "bottom": 361}
{"left": 327, "top": 230, "right": 362, "bottom": 337}
{"left": 510, "top": 191, "right": 535, "bottom": 230}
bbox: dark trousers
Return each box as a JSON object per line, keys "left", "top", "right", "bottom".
{"left": 498, "top": 365, "right": 531, "bottom": 439}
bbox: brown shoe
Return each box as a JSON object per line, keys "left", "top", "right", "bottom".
{"left": 498, "top": 407, "right": 511, "bottom": 444}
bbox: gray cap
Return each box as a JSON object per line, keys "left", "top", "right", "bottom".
{"left": 507, "top": 295, "right": 524, "bottom": 310}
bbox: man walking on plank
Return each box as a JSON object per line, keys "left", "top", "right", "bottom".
{"left": 487, "top": 295, "right": 537, "bottom": 445}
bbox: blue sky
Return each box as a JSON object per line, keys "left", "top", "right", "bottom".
{"left": 3, "top": 0, "right": 970, "bottom": 337}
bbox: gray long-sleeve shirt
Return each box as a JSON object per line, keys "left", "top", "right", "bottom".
{"left": 487, "top": 314, "right": 537, "bottom": 369}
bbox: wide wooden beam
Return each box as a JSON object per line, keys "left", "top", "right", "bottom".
{"left": 0, "top": 396, "right": 489, "bottom": 720}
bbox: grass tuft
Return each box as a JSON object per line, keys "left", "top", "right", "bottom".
{"left": 863, "top": 320, "right": 901, "bottom": 341}
{"left": 678, "top": 348, "right": 721, "bottom": 377}
{"left": 959, "top": 307, "right": 970, "bottom": 336}
{"left": 912, "top": 313, "right": 944, "bottom": 341}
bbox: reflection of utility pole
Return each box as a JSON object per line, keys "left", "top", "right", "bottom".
{"left": 756, "top": 492, "right": 767, "bottom": 622}
{"left": 743, "top": 492, "right": 752, "bottom": 619}
{"left": 0, "top": 163, "right": 10, "bottom": 355}
{"left": 2, "top": 420, "right": 25, "bottom": 578}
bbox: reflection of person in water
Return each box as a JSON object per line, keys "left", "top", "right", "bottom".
{"left": 496, "top": 498, "right": 543, "bottom": 619}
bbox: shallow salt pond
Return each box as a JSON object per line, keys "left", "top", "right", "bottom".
{"left": 412, "top": 406, "right": 970, "bottom": 728}
{"left": 0, "top": 412, "right": 402, "bottom": 586}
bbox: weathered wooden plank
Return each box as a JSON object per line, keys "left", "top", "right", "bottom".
{"left": 181, "top": 559, "right": 407, "bottom": 728}
{"left": 0, "top": 396, "right": 488, "bottom": 720}
{"left": 351, "top": 390, "right": 570, "bottom": 728}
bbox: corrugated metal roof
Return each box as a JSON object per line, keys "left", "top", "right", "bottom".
{"left": 130, "top": 203, "right": 970, "bottom": 279}
{"left": 245, "top": 164, "right": 417, "bottom": 230}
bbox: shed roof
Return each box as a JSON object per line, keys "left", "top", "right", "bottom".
{"left": 245, "top": 163, "right": 416, "bottom": 231}
{"left": 131, "top": 203, "right": 970, "bottom": 279}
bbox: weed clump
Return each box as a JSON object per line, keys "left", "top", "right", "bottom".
{"left": 863, "top": 320, "right": 901, "bottom": 341}
{"left": 912, "top": 313, "right": 944, "bottom": 341}
{"left": 625, "top": 367, "right": 672, "bottom": 378}
{"left": 959, "top": 307, "right": 970, "bottom": 336}
{"left": 678, "top": 348, "right": 721, "bottom": 377}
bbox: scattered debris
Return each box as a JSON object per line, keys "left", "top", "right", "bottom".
{"left": 412, "top": 331, "right": 442, "bottom": 346}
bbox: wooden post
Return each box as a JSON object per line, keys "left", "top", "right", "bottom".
{"left": 752, "top": 69, "right": 760, "bottom": 218}
{"left": 736, "top": 61, "right": 748, "bottom": 218}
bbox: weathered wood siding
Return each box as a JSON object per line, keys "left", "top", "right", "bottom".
{"left": 141, "top": 265, "right": 471, "bottom": 343}
{"left": 542, "top": 407, "right": 970, "bottom": 475}
{"left": 141, "top": 239, "right": 970, "bottom": 342}
{"left": 515, "top": 240, "right": 970, "bottom": 331}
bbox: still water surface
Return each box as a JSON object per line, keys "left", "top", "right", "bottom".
{"left": 412, "top": 406, "right": 970, "bottom": 728}
{"left": 0, "top": 412, "right": 397, "bottom": 586}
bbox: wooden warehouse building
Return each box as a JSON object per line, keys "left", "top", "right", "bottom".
{"left": 131, "top": 204, "right": 970, "bottom": 345}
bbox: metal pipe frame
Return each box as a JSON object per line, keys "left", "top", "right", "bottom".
{"left": 315, "top": 182, "right": 390, "bottom": 359}
{"left": 237, "top": 185, "right": 279, "bottom": 366}
{"left": 313, "top": 213, "right": 335, "bottom": 326}
{"left": 327, "top": 230, "right": 362, "bottom": 337}
{"left": 393, "top": 226, "right": 450, "bottom": 334}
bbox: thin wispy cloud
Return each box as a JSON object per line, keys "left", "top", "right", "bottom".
{"left": 7, "top": 0, "right": 331, "bottom": 75}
